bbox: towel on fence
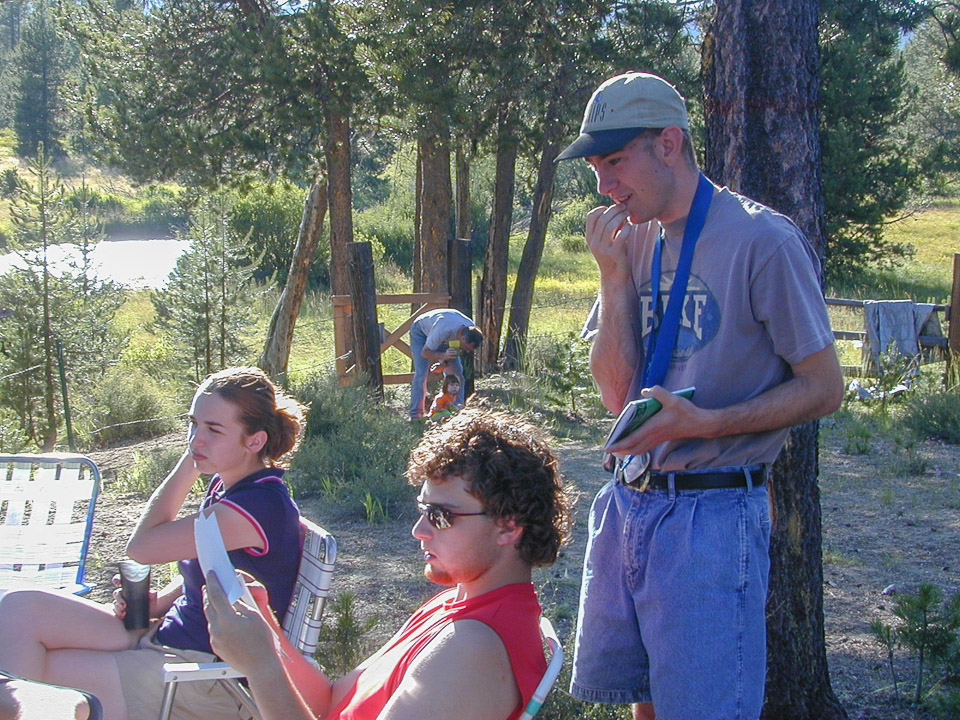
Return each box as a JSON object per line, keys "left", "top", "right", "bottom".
{"left": 863, "top": 299, "right": 943, "bottom": 374}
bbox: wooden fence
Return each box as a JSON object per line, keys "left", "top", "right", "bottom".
{"left": 826, "top": 253, "right": 959, "bottom": 379}
{"left": 332, "top": 292, "right": 450, "bottom": 386}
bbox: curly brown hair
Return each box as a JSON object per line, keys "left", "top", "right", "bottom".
{"left": 406, "top": 407, "right": 575, "bottom": 566}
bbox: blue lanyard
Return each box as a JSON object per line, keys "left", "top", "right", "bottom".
{"left": 641, "top": 172, "right": 714, "bottom": 388}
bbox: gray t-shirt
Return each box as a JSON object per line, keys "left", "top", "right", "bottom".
{"left": 413, "top": 308, "right": 473, "bottom": 351}
{"left": 586, "top": 186, "right": 835, "bottom": 471}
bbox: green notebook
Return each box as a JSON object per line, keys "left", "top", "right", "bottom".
{"left": 603, "top": 386, "right": 696, "bottom": 451}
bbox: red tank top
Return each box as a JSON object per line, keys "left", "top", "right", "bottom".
{"left": 326, "top": 583, "right": 546, "bottom": 720}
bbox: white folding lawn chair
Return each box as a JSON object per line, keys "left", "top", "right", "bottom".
{"left": 519, "top": 615, "right": 564, "bottom": 720}
{"left": 158, "top": 518, "right": 337, "bottom": 720}
{"left": 0, "top": 453, "right": 101, "bottom": 595}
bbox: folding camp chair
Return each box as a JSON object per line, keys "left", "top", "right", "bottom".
{"left": 0, "top": 453, "right": 101, "bottom": 595}
{"left": 158, "top": 518, "right": 337, "bottom": 720}
{"left": 519, "top": 615, "right": 564, "bottom": 720}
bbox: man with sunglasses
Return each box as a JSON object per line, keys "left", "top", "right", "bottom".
{"left": 203, "top": 407, "right": 574, "bottom": 720}
{"left": 555, "top": 72, "right": 844, "bottom": 720}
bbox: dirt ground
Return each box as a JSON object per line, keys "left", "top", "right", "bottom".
{"left": 81, "top": 416, "right": 960, "bottom": 720}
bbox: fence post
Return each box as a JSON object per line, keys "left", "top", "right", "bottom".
{"left": 56, "top": 339, "right": 75, "bottom": 452}
{"left": 347, "top": 242, "right": 384, "bottom": 398}
{"left": 948, "top": 253, "right": 960, "bottom": 385}
{"left": 451, "top": 238, "right": 475, "bottom": 398}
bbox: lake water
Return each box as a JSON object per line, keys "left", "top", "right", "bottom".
{"left": 0, "top": 238, "right": 190, "bottom": 289}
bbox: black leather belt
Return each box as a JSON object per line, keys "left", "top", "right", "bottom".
{"left": 624, "top": 465, "right": 767, "bottom": 492}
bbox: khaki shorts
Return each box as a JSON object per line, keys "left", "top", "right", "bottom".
{"left": 114, "top": 627, "right": 254, "bottom": 720}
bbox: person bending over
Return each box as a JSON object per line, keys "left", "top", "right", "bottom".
{"left": 203, "top": 407, "right": 575, "bottom": 720}
{"left": 408, "top": 308, "right": 482, "bottom": 419}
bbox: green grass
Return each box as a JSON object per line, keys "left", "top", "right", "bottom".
{"left": 827, "top": 201, "right": 958, "bottom": 303}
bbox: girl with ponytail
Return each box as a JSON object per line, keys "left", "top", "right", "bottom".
{"left": 0, "top": 367, "right": 307, "bottom": 720}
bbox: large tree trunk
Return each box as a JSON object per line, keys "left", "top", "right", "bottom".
{"left": 452, "top": 140, "right": 471, "bottom": 290}
{"left": 259, "top": 178, "right": 328, "bottom": 380}
{"left": 325, "top": 106, "right": 353, "bottom": 297}
{"left": 455, "top": 140, "right": 471, "bottom": 242}
{"left": 478, "top": 104, "right": 518, "bottom": 372}
{"left": 502, "top": 124, "right": 562, "bottom": 371}
{"left": 413, "top": 148, "right": 422, "bottom": 293}
{"left": 703, "top": 2, "right": 846, "bottom": 719}
{"left": 418, "top": 124, "right": 452, "bottom": 294}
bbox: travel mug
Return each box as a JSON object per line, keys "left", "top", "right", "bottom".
{"left": 118, "top": 559, "right": 151, "bottom": 631}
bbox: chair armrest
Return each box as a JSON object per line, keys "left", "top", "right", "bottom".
{"left": 161, "top": 661, "right": 244, "bottom": 684}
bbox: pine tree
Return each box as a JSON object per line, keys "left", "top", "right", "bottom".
{"left": 12, "top": 0, "right": 69, "bottom": 157}
{"left": 0, "top": 144, "right": 120, "bottom": 449}
{"left": 819, "top": 0, "right": 927, "bottom": 276}
{"left": 154, "top": 198, "right": 252, "bottom": 382}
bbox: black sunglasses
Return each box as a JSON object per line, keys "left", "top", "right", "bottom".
{"left": 416, "top": 501, "right": 487, "bottom": 530}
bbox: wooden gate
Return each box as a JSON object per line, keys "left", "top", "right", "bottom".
{"left": 332, "top": 293, "right": 450, "bottom": 385}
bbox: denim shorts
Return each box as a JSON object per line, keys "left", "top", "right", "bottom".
{"left": 570, "top": 474, "right": 772, "bottom": 720}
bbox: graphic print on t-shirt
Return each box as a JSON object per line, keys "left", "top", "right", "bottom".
{"left": 638, "top": 271, "right": 720, "bottom": 362}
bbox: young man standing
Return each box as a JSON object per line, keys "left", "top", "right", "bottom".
{"left": 556, "top": 72, "right": 843, "bottom": 720}
{"left": 204, "top": 407, "right": 574, "bottom": 720}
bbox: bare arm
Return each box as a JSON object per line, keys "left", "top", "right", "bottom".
{"left": 586, "top": 205, "right": 643, "bottom": 413}
{"left": 421, "top": 345, "right": 458, "bottom": 362}
{"left": 205, "top": 574, "right": 332, "bottom": 720}
{"left": 126, "top": 451, "right": 263, "bottom": 564}
{"left": 607, "top": 344, "right": 844, "bottom": 456}
{"left": 376, "top": 619, "right": 520, "bottom": 720}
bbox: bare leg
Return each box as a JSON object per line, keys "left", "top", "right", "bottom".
{"left": 633, "top": 702, "right": 655, "bottom": 720}
{"left": 0, "top": 678, "right": 92, "bottom": 720}
{"left": 0, "top": 590, "right": 137, "bottom": 720}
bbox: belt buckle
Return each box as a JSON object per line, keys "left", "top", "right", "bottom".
{"left": 618, "top": 454, "right": 652, "bottom": 492}
{"left": 634, "top": 470, "right": 651, "bottom": 493}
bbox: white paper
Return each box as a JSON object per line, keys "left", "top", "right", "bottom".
{"left": 194, "top": 511, "right": 253, "bottom": 606}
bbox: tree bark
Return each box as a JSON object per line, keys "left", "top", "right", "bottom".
{"left": 417, "top": 124, "right": 452, "bottom": 294}
{"left": 347, "top": 241, "right": 383, "bottom": 397}
{"left": 413, "top": 147, "right": 422, "bottom": 293}
{"left": 455, "top": 141, "right": 471, "bottom": 240}
{"left": 453, "top": 141, "right": 471, "bottom": 293}
{"left": 325, "top": 106, "right": 353, "bottom": 297}
{"left": 703, "top": 1, "right": 846, "bottom": 718}
{"left": 503, "top": 118, "right": 563, "bottom": 371}
{"left": 479, "top": 104, "right": 518, "bottom": 371}
{"left": 259, "top": 177, "right": 328, "bottom": 380}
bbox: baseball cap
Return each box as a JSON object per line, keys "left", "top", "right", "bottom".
{"left": 555, "top": 72, "right": 689, "bottom": 161}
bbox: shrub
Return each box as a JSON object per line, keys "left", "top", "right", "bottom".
{"left": 314, "top": 592, "right": 377, "bottom": 677}
{"left": 0, "top": 168, "right": 19, "bottom": 198}
{"left": 0, "top": 406, "right": 29, "bottom": 453}
{"left": 840, "top": 412, "right": 873, "bottom": 455}
{"left": 557, "top": 233, "right": 588, "bottom": 253}
{"left": 871, "top": 582, "right": 960, "bottom": 709}
{"left": 550, "top": 197, "right": 596, "bottom": 241}
{"left": 131, "top": 184, "right": 187, "bottom": 227}
{"left": 354, "top": 203, "right": 414, "bottom": 270}
{"left": 115, "top": 445, "right": 186, "bottom": 496}
{"left": 87, "top": 368, "right": 179, "bottom": 446}
{"left": 903, "top": 389, "right": 960, "bottom": 444}
{"left": 523, "top": 332, "right": 601, "bottom": 417}
{"left": 287, "top": 372, "right": 419, "bottom": 518}
{"left": 226, "top": 181, "right": 325, "bottom": 286}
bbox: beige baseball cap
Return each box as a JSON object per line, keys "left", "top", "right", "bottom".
{"left": 555, "top": 72, "right": 689, "bottom": 161}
